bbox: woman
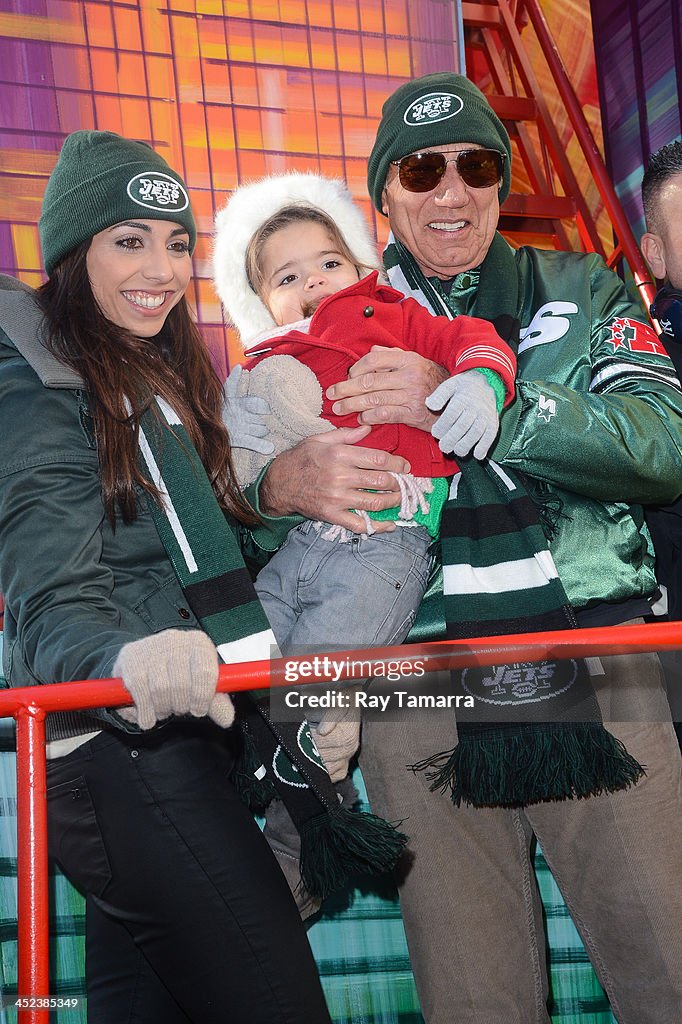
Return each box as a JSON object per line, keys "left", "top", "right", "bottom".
{"left": 0, "top": 130, "right": 332, "bottom": 1024}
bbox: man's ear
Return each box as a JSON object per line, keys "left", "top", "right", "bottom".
{"left": 641, "top": 231, "right": 668, "bottom": 281}
{"left": 381, "top": 186, "right": 390, "bottom": 217}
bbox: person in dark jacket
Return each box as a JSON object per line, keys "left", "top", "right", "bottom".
{"left": 641, "top": 137, "right": 682, "bottom": 740}
{"left": 0, "top": 130, "right": 332, "bottom": 1024}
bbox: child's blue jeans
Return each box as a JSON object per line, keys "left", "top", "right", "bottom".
{"left": 255, "top": 518, "right": 434, "bottom": 657}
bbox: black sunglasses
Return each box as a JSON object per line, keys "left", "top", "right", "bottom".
{"left": 390, "top": 148, "right": 506, "bottom": 193}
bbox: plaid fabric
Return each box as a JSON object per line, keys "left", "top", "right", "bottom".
{"left": 0, "top": 631, "right": 615, "bottom": 1023}
{"left": 0, "top": 734, "right": 87, "bottom": 1024}
{"left": 536, "top": 847, "right": 616, "bottom": 1024}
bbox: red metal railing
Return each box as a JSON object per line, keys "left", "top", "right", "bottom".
{"left": 2, "top": 620, "right": 682, "bottom": 1023}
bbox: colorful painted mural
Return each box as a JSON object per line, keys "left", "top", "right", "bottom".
{"left": 591, "top": 0, "right": 681, "bottom": 242}
{"left": 0, "top": 0, "right": 464, "bottom": 373}
{"left": 0, "top": 0, "right": 616, "bottom": 364}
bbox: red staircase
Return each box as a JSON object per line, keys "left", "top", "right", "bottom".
{"left": 461, "top": 0, "right": 656, "bottom": 313}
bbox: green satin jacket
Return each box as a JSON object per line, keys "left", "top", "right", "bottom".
{"left": 480, "top": 246, "right": 682, "bottom": 610}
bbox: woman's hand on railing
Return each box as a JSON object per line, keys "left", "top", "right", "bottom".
{"left": 113, "top": 629, "right": 234, "bottom": 730}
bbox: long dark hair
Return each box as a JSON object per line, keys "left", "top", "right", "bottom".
{"left": 36, "top": 240, "right": 256, "bottom": 525}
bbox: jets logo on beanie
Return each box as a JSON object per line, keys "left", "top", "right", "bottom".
{"left": 39, "top": 130, "right": 196, "bottom": 275}
{"left": 367, "top": 72, "right": 512, "bottom": 211}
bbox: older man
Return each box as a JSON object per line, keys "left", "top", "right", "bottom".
{"left": 641, "top": 139, "right": 682, "bottom": 553}
{"left": 253, "top": 74, "right": 682, "bottom": 1024}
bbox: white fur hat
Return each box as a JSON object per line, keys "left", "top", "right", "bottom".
{"left": 212, "top": 172, "right": 380, "bottom": 346}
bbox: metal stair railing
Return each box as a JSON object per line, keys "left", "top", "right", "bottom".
{"left": 463, "top": 0, "right": 657, "bottom": 313}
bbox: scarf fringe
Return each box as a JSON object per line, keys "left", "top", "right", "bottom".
{"left": 315, "top": 473, "right": 434, "bottom": 543}
{"left": 299, "top": 808, "right": 408, "bottom": 899}
{"left": 409, "top": 723, "right": 645, "bottom": 809}
{"left": 229, "top": 726, "right": 279, "bottom": 809}
{"left": 519, "top": 472, "right": 567, "bottom": 542}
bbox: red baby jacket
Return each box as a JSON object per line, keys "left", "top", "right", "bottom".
{"left": 245, "top": 271, "right": 516, "bottom": 478}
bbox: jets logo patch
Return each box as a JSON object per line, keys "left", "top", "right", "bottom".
{"left": 403, "top": 92, "right": 463, "bottom": 125}
{"left": 461, "top": 660, "right": 578, "bottom": 705}
{"left": 126, "top": 171, "right": 189, "bottom": 212}
{"left": 271, "top": 723, "right": 324, "bottom": 789}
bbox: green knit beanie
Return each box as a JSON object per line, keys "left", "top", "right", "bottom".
{"left": 39, "top": 130, "right": 197, "bottom": 275}
{"left": 367, "top": 72, "right": 512, "bottom": 212}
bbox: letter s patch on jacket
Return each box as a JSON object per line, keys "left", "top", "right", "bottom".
{"left": 518, "top": 302, "right": 579, "bottom": 354}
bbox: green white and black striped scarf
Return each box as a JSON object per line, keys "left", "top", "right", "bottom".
{"left": 385, "top": 233, "right": 644, "bottom": 807}
{"left": 136, "top": 396, "right": 407, "bottom": 897}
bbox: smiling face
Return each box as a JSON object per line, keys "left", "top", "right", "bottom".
{"left": 85, "top": 219, "right": 192, "bottom": 336}
{"left": 258, "top": 220, "right": 360, "bottom": 326}
{"left": 381, "top": 141, "right": 501, "bottom": 279}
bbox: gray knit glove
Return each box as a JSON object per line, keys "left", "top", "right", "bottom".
{"left": 426, "top": 369, "right": 499, "bottom": 459}
{"left": 310, "top": 687, "right": 362, "bottom": 783}
{"left": 222, "top": 363, "right": 275, "bottom": 455}
{"left": 114, "top": 629, "right": 234, "bottom": 731}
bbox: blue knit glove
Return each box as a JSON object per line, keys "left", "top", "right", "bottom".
{"left": 426, "top": 369, "right": 499, "bottom": 459}
{"left": 222, "top": 363, "right": 275, "bottom": 455}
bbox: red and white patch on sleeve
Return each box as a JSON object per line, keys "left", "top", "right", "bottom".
{"left": 606, "top": 317, "right": 668, "bottom": 357}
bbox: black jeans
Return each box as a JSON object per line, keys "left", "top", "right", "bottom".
{"left": 46, "top": 721, "right": 331, "bottom": 1024}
